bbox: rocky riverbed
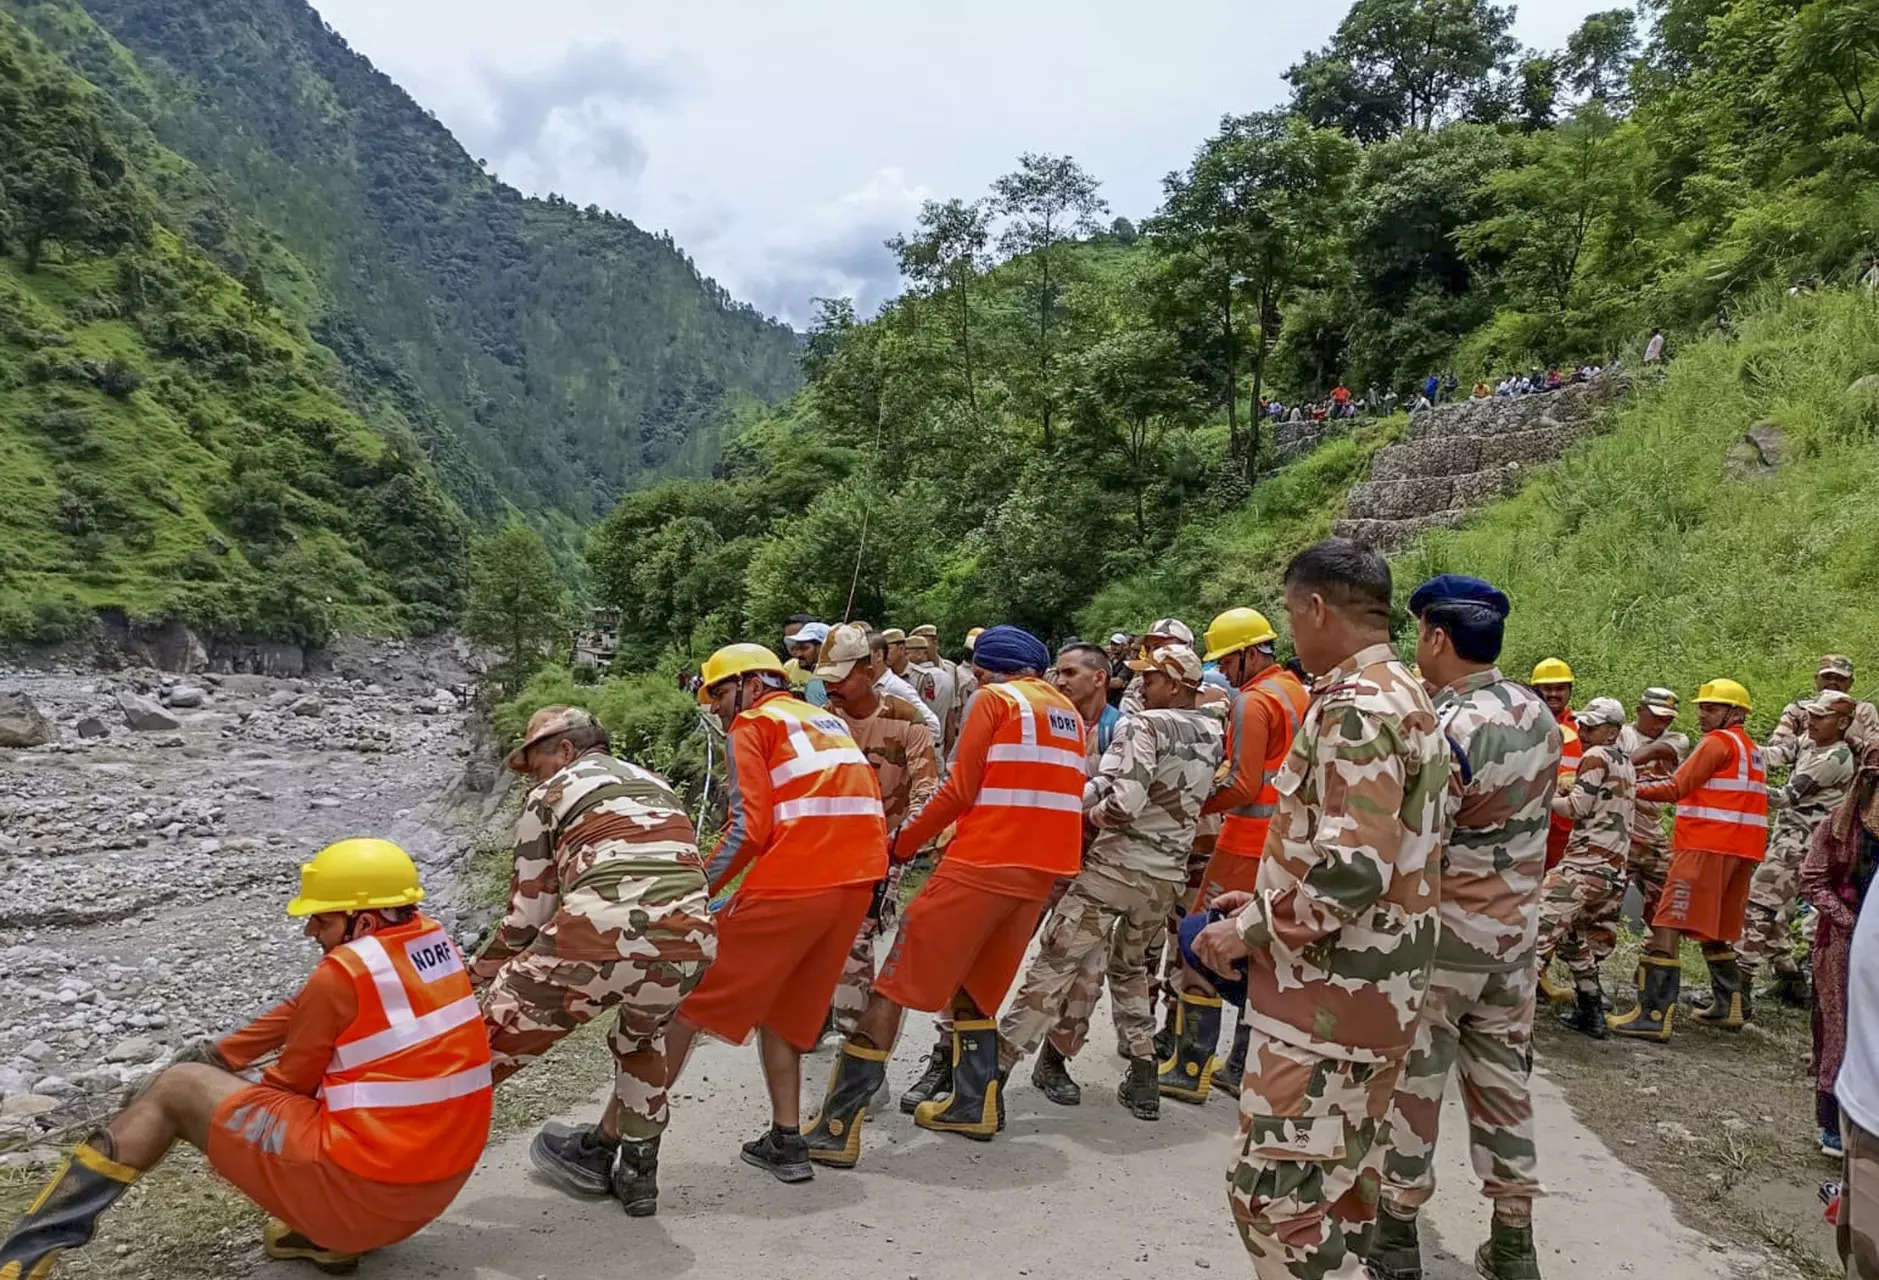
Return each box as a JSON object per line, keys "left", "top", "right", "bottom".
{"left": 0, "top": 644, "right": 512, "bottom": 1165}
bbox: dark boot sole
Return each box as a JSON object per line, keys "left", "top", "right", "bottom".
{"left": 740, "top": 1149, "right": 814, "bottom": 1184}
{"left": 1036, "top": 1088, "right": 1081, "bottom": 1106}
{"left": 619, "top": 1197, "right": 657, "bottom": 1218}
{"left": 527, "top": 1133, "right": 612, "bottom": 1198}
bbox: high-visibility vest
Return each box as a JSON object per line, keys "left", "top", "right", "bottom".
{"left": 1217, "top": 665, "right": 1309, "bottom": 860}
{"left": 950, "top": 677, "right": 1086, "bottom": 876}
{"left": 1545, "top": 713, "right": 1583, "bottom": 869}
{"left": 741, "top": 696, "right": 888, "bottom": 893}
{"left": 1673, "top": 724, "right": 1769, "bottom": 860}
{"left": 318, "top": 915, "right": 491, "bottom": 1184}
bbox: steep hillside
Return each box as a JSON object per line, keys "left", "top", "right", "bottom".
{"left": 6, "top": 0, "right": 802, "bottom": 521}
{"left": 0, "top": 11, "right": 466, "bottom": 644}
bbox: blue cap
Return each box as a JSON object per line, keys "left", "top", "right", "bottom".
{"left": 1409, "top": 574, "right": 1510, "bottom": 619}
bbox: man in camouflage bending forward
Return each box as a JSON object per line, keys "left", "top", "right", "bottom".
{"left": 471, "top": 706, "right": 718, "bottom": 1216}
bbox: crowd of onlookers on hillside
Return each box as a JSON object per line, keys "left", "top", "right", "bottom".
{"left": 1259, "top": 350, "right": 1639, "bottom": 428}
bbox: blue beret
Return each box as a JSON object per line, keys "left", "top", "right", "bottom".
{"left": 1409, "top": 574, "right": 1510, "bottom": 619}
{"left": 971, "top": 625, "right": 1051, "bottom": 675}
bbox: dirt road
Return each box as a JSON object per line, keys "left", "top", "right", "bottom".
{"left": 256, "top": 1007, "right": 1800, "bottom": 1280}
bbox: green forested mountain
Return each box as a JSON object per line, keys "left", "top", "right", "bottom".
{"left": 583, "top": 0, "right": 1879, "bottom": 670}
{"left": 0, "top": 9, "right": 466, "bottom": 642}
{"left": 4, "top": 0, "right": 801, "bottom": 523}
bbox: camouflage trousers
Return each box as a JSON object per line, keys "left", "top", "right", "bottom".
{"left": 479, "top": 888, "right": 717, "bottom": 1140}
{"left": 1152, "top": 825, "right": 1217, "bottom": 1008}
{"left": 996, "top": 866, "right": 1183, "bottom": 1071}
{"left": 1736, "top": 830, "right": 1806, "bottom": 979}
{"left": 1627, "top": 839, "right": 1671, "bottom": 921}
{"left": 830, "top": 869, "right": 904, "bottom": 1038}
{"left": 1228, "top": 1033, "right": 1401, "bottom": 1279}
{"left": 1379, "top": 966, "right": 1540, "bottom": 1227}
{"left": 1842, "top": 1114, "right": 1879, "bottom": 1276}
{"left": 1536, "top": 854, "right": 1624, "bottom": 993}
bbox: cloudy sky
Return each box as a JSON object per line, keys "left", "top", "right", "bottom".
{"left": 314, "top": 0, "right": 1622, "bottom": 327}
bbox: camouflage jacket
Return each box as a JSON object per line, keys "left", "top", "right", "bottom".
{"left": 1773, "top": 697, "right": 1879, "bottom": 758}
{"left": 1084, "top": 705, "right": 1226, "bottom": 882}
{"left": 832, "top": 693, "right": 940, "bottom": 834}
{"left": 1556, "top": 742, "right": 1635, "bottom": 867}
{"left": 1431, "top": 668, "right": 1562, "bottom": 973}
{"left": 1764, "top": 737, "right": 1857, "bottom": 852}
{"left": 1235, "top": 642, "right": 1449, "bottom": 1062}
{"left": 1619, "top": 722, "right": 1689, "bottom": 850}
{"left": 469, "top": 752, "right": 706, "bottom": 982}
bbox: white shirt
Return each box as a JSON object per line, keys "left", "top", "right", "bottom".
{"left": 1644, "top": 333, "right": 1665, "bottom": 363}
{"left": 1839, "top": 887, "right": 1879, "bottom": 1135}
{"left": 875, "top": 669, "right": 941, "bottom": 738}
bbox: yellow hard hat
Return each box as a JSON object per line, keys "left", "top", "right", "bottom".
{"left": 1531, "top": 658, "right": 1574, "bottom": 685}
{"left": 698, "top": 643, "right": 786, "bottom": 703}
{"left": 1203, "top": 608, "right": 1278, "bottom": 661}
{"left": 1697, "top": 677, "right": 1751, "bottom": 711}
{"left": 286, "top": 838, "right": 425, "bottom": 918}
{"left": 965, "top": 627, "right": 985, "bottom": 650}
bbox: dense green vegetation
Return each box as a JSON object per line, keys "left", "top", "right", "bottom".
{"left": 5, "top": 0, "right": 803, "bottom": 525}
{"left": 586, "top": 0, "right": 1879, "bottom": 675}
{"left": 0, "top": 11, "right": 466, "bottom": 643}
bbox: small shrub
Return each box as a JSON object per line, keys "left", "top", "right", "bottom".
{"left": 94, "top": 357, "right": 143, "bottom": 398}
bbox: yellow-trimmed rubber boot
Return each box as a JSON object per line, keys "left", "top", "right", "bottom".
{"left": 1537, "top": 965, "right": 1574, "bottom": 1006}
{"left": 0, "top": 1138, "right": 140, "bottom": 1280}
{"left": 913, "top": 1019, "right": 999, "bottom": 1141}
{"left": 1608, "top": 955, "right": 1680, "bottom": 1042}
{"left": 1692, "top": 951, "right": 1749, "bottom": 1031}
{"left": 1210, "top": 1022, "right": 1251, "bottom": 1097}
{"left": 1156, "top": 992, "right": 1222, "bottom": 1104}
{"left": 262, "top": 1219, "right": 362, "bottom": 1274}
{"left": 803, "top": 1041, "right": 889, "bottom": 1167}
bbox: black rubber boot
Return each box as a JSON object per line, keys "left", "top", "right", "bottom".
{"left": 1156, "top": 992, "right": 1223, "bottom": 1104}
{"left": 1558, "top": 985, "right": 1608, "bottom": 1040}
{"left": 528, "top": 1123, "right": 617, "bottom": 1197}
{"left": 1608, "top": 954, "right": 1680, "bottom": 1042}
{"left": 1763, "top": 966, "right": 1810, "bottom": 1009}
{"left": 263, "top": 1218, "right": 363, "bottom": 1274}
{"left": 1116, "top": 1057, "right": 1160, "bottom": 1121}
{"left": 1151, "top": 999, "right": 1180, "bottom": 1063}
{"left": 1693, "top": 952, "right": 1748, "bottom": 1030}
{"left": 0, "top": 1138, "right": 140, "bottom": 1280}
{"left": 1366, "top": 1207, "right": 1422, "bottom": 1280}
{"left": 611, "top": 1137, "right": 659, "bottom": 1217}
{"left": 1474, "top": 1218, "right": 1542, "bottom": 1279}
{"left": 899, "top": 1037, "right": 951, "bottom": 1114}
{"left": 803, "top": 1042, "right": 889, "bottom": 1168}
{"left": 913, "top": 1018, "right": 1000, "bottom": 1141}
{"left": 740, "top": 1126, "right": 814, "bottom": 1184}
{"left": 1031, "top": 1041, "right": 1082, "bottom": 1106}
{"left": 1210, "top": 1022, "right": 1250, "bottom": 1097}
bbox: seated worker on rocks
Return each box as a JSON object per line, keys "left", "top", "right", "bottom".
{"left": 0, "top": 839, "right": 491, "bottom": 1278}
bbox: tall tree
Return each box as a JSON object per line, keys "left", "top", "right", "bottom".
{"left": 1564, "top": 8, "right": 1642, "bottom": 105}
{"left": 886, "top": 197, "right": 992, "bottom": 417}
{"left": 1515, "top": 54, "right": 1562, "bottom": 130}
{"left": 990, "top": 153, "right": 1108, "bottom": 449}
{"left": 1152, "top": 112, "right": 1359, "bottom": 480}
{"left": 1778, "top": 0, "right": 1879, "bottom": 130}
{"left": 463, "top": 518, "right": 574, "bottom": 695}
{"left": 1286, "top": 0, "right": 1518, "bottom": 137}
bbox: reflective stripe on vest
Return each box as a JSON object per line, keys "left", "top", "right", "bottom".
{"left": 950, "top": 678, "right": 1086, "bottom": 875}
{"left": 1546, "top": 716, "right": 1583, "bottom": 865}
{"left": 1217, "top": 666, "right": 1309, "bottom": 859}
{"left": 319, "top": 919, "right": 492, "bottom": 1184}
{"left": 740, "top": 697, "right": 887, "bottom": 892}
{"left": 1673, "top": 725, "right": 1769, "bottom": 859}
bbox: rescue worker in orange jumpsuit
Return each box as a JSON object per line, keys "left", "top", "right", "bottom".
{"left": 664, "top": 644, "right": 888, "bottom": 1184}
{"left": 1608, "top": 678, "right": 1770, "bottom": 1040}
{"left": 0, "top": 839, "right": 491, "bottom": 1278}
{"left": 1531, "top": 658, "right": 1584, "bottom": 1004}
{"left": 802, "top": 624, "right": 1085, "bottom": 1168}
{"left": 1158, "top": 607, "right": 1308, "bottom": 1105}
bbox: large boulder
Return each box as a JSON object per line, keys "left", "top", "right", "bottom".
{"left": 1726, "top": 421, "right": 1786, "bottom": 480}
{"left": 117, "top": 690, "right": 180, "bottom": 732}
{"left": 163, "top": 684, "right": 206, "bottom": 709}
{"left": 0, "top": 693, "right": 54, "bottom": 748}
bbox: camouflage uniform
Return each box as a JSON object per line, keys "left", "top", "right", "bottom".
{"left": 998, "top": 705, "right": 1224, "bottom": 1068}
{"left": 1736, "top": 737, "right": 1856, "bottom": 980}
{"left": 1382, "top": 669, "right": 1561, "bottom": 1229}
{"left": 1227, "top": 644, "right": 1448, "bottom": 1278}
{"left": 471, "top": 753, "right": 717, "bottom": 1140}
{"left": 1535, "top": 742, "right": 1635, "bottom": 996}
{"left": 1620, "top": 722, "right": 1690, "bottom": 913}
{"left": 827, "top": 694, "right": 940, "bottom": 1036}
{"left": 1772, "top": 696, "right": 1879, "bottom": 759}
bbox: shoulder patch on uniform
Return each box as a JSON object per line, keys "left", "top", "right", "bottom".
{"left": 880, "top": 695, "right": 922, "bottom": 723}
